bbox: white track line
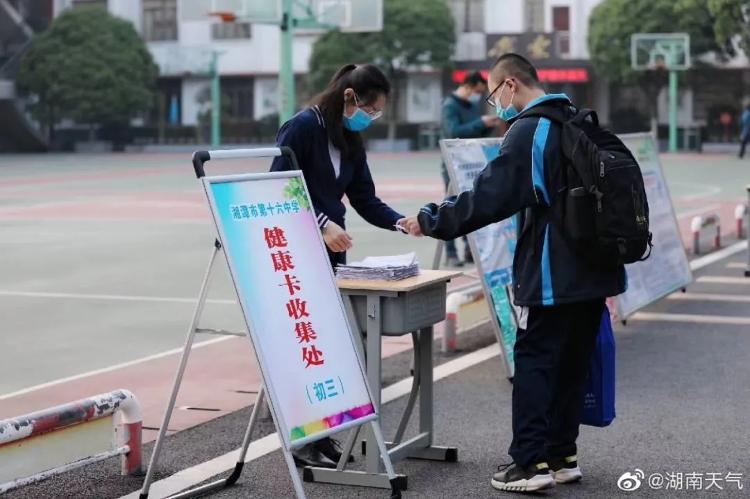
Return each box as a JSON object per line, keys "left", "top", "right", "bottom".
{"left": 0, "top": 290, "right": 237, "bottom": 305}
{"left": 696, "top": 276, "right": 750, "bottom": 285}
{"left": 689, "top": 240, "right": 748, "bottom": 271}
{"left": 726, "top": 262, "right": 748, "bottom": 269}
{"left": 667, "top": 292, "right": 750, "bottom": 303}
{"left": 630, "top": 312, "right": 750, "bottom": 325}
{"left": 0, "top": 336, "right": 233, "bottom": 401}
{"left": 119, "top": 343, "right": 502, "bottom": 499}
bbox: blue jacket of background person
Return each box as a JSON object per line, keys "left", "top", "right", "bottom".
{"left": 741, "top": 108, "right": 750, "bottom": 139}
{"left": 419, "top": 94, "right": 627, "bottom": 307}
{"left": 270, "top": 105, "right": 403, "bottom": 232}
{"left": 441, "top": 94, "right": 493, "bottom": 139}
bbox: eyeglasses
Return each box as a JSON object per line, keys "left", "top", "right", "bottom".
{"left": 484, "top": 80, "right": 508, "bottom": 108}
{"left": 353, "top": 93, "right": 383, "bottom": 119}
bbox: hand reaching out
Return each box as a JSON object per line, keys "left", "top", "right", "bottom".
{"left": 398, "top": 216, "right": 423, "bottom": 237}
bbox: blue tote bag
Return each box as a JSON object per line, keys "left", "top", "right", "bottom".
{"left": 581, "top": 307, "right": 616, "bottom": 427}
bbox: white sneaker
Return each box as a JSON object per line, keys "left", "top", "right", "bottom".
{"left": 491, "top": 462, "right": 555, "bottom": 492}
{"left": 550, "top": 455, "right": 583, "bottom": 484}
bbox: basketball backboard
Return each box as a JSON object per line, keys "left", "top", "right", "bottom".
{"left": 294, "top": 0, "right": 383, "bottom": 33}
{"left": 179, "top": 0, "right": 382, "bottom": 33}
{"left": 631, "top": 33, "right": 690, "bottom": 71}
{"left": 150, "top": 44, "right": 215, "bottom": 77}
{"left": 180, "top": 0, "right": 281, "bottom": 23}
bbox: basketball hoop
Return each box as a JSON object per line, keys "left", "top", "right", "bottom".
{"left": 208, "top": 11, "right": 237, "bottom": 23}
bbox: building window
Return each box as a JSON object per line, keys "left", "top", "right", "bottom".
{"left": 448, "top": 0, "right": 484, "bottom": 33}
{"left": 222, "top": 78, "right": 254, "bottom": 122}
{"left": 552, "top": 6, "right": 570, "bottom": 56}
{"left": 525, "top": 0, "right": 544, "bottom": 32}
{"left": 143, "top": 0, "right": 177, "bottom": 42}
{"left": 212, "top": 22, "right": 252, "bottom": 40}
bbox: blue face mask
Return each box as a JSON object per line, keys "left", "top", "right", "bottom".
{"left": 494, "top": 83, "right": 519, "bottom": 122}
{"left": 343, "top": 107, "right": 374, "bottom": 131}
{"left": 343, "top": 93, "right": 380, "bottom": 131}
{"left": 468, "top": 93, "right": 482, "bottom": 104}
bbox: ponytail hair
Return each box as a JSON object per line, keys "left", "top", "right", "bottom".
{"left": 311, "top": 63, "right": 390, "bottom": 160}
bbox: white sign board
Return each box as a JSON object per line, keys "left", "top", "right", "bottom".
{"left": 441, "top": 138, "right": 518, "bottom": 377}
{"left": 203, "top": 171, "right": 377, "bottom": 450}
{"left": 616, "top": 133, "right": 693, "bottom": 318}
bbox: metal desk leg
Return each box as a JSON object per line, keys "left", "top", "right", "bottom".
{"left": 419, "top": 326, "right": 433, "bottom": 445}
{"left": 365, "top": 294, "right": 383, "bottom": 473}
{"left": 400, "top": 326, "right": 458, "bottom": 463}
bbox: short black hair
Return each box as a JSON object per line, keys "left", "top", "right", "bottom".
{"left": 462, "top": 70, "right": 487, "bottom": 87}
{"left": 490, "top": 53, "right": 541, "bottom": 88}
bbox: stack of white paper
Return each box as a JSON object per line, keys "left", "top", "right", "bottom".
{"left": 337, "top": 252, "right": 420, "bottom": 281}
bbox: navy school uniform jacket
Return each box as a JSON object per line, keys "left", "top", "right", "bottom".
{"left": 441, "top": 94, "right": 493, "bottom": 139}
{"left": 418, "top": 94, "right": 627, "bottom": 307}
{"left": 270, "top": 106, "right": 404, "bottom": 234}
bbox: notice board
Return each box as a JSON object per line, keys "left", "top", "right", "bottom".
{"left": 441, "top": 138, "right": 518, "bottom": 377}
{"left": 615, "top": 133, "right": 693, "bottom": 318}
{"left": 203, "top": 171, "right": 377, "bottom": 449}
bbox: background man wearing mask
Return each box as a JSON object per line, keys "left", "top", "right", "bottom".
{"left": 402, "top": 53, "right": 625, "bottom": 493}
{"left": 739, "top": 103, "right": 750, "bottom": 159}
{"left": 440, "top": 70, "right": 500, "bottom": 267}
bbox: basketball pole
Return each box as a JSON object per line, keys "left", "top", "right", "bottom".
{"left": 668, "top": 69, "right": 678, "bottom": 153}
{"left": 279, "top": 0, "right": 295, "bottom": 126}
{"left": 210, "top": 51, "right": 221, "bottom": 147}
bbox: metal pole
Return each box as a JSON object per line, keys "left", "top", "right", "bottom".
{"left": 211, "top": 52, "right": 221, "bottom": 148}
{"left": 279, "top": 0, "right": 295, "bottom": 126}
{"left": 668, "top": 70, "right": 678, "bottom": 153}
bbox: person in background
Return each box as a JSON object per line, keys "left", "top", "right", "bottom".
{"left": 440, "top": 70, "right": 501, "bottom": 267}
{"left": 270, "top": 63, "right": 407, "bottom": 468}
{"left": 739, "top": 103, "right": 750, "bottom": 159}
{"left": 401, "top": 53, "right": 626, "bottom": 493}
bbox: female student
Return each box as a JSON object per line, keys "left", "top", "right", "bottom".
{"left": 271, "top": 63, "right": 406, "bottom": 267}
{"left": 270, "top": 64, "right": 406, "bottom": 468}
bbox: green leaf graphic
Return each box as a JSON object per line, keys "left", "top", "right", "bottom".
{"left": 283, "top": 177, "right": 311, "bottom": 211}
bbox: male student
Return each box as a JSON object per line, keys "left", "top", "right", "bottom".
{"left": 402, "top": 53, "right": 625, "bottom": 493}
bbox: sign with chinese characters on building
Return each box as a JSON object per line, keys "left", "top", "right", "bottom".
{"left": 203, "top": 171, "right": 377, "bottom": 450}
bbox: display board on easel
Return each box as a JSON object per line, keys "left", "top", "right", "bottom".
{"left": 139, "top": 148, "right": 400, "bottom": 499}
{"left": 204, "top": 171, "right": 378, "bottom": 447}
{"left": 614, "top": 133, "right": 693, "bottom": 318}
{"left": 440, "top": 138, "right": 519, "bottom": 378}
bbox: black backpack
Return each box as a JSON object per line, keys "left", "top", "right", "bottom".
{"left": 524, "top": 105, "right": 653, "bottom": 269}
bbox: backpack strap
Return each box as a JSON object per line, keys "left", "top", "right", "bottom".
{"left": 521, "top": 105, "right": 600, "bottom": 192}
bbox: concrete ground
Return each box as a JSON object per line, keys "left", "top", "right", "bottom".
{"left": 0, "top": 149, "right": 749, "bottom": 498}
{"left": 0, "top": 150, "right": 746, "bottom": 394}
{"left": 4, "top": 250, "right": 749, "bottom": 499}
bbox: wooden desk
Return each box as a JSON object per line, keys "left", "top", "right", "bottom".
{"left": 304, "top": 269, "right": 462, "bottom": 490}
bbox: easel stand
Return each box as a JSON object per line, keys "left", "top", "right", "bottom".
{"left": 138, "top": 148, "right": 401, "bottom": 499}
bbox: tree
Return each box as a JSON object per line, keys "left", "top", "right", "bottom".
{"left": 17, "top": 6, "right": 157, "bottom": 141}
{"left": 707, "top": 0, "right": 750, "bottom": 56}
{"left": 308, "top": 0, "right": 456, "bottom": 140}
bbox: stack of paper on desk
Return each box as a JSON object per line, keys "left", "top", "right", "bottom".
{"left": 336, "top": 252, "right": 420, "bottom": 281}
